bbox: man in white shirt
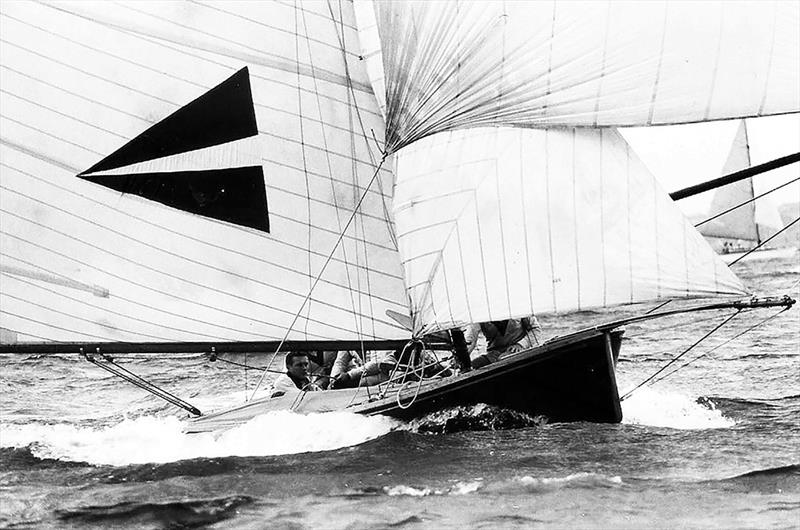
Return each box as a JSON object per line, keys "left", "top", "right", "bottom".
{"left": 271, "top": 352, "right": 323, "bottom": 397}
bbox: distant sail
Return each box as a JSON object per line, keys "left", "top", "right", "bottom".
{"left": 0, "top": 1, "right": 408, "bottom": 343}
{"left": 700, "top": 120, "right": 786, "bottom": 246}
{"left": 358, "top": 1, "right": 800, "bottom": 151}
{"left": 393, "top": 127, "right": 747, "bottom": 336}
{"left": 700, "top": 121, "right": 759, "bottom": 242}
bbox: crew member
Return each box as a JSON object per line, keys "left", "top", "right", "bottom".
{"left": 464, "top": 316, "right": 541, "bottom": 368}
{"left": 271, "top": 352, "right": 323, "bottom": 397}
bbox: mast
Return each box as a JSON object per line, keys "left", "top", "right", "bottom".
{"left": 742, "top": 122, "right": 761, "bottom": 245}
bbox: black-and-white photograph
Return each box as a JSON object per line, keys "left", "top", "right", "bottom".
{"left": 1, "top": 1, "right": 798, "bottom": 528}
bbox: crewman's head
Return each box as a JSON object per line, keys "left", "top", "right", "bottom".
{"left": 285, "top": 352, "right": 311, "bottom": 379}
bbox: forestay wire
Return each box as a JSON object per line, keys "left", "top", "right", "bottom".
{"left": 728, "top": 217, "right": 800, "bottom": 266}
{"left": 648, "top": 305, "right": 793, "bottom": 387}
{"left": 693, "top": 176, "right": 799, "bottom": 230}
{"left": 249, "top": 153, "right": 389, "bottom": 400}
{"left": 620, "top": 310, "right": 741, "bottom": 401}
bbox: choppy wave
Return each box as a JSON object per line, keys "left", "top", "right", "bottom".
{"left": 484, "top": 472, "right": 624, "bottom": 493}
{"left": 0, "top": 446, "right": 86, "bottom": 471}
{"left": 704, "top": 464, "right": 800, "bottom": 494}
{"left": 406, "top": 403, "right": 547, "bottom": 434}
{"left": 728, "top": 463, "right": 800, "bottom": 480}
{"left": 620, "top": 386, "right": 736, "bottom": 429}
{"left": 344, "top": 472, "right": 622, "bottom": 498}
{"left": 0, "top": 410, "right": 398, "bottom": 466}
{"left": 56, "top": 495, "right": 253, "bottom": 527}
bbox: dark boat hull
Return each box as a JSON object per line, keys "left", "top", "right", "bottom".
{"left": 360, "top": 328, "right": 623, "bottom": 423}
{"left": 186, "top": 328, "right": 623, "bottom": 433}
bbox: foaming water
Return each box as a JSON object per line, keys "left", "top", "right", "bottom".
{"left": 0, "top": 411, "right": 398, "bottom": 466}
{"left": 485, "top": 473, "right": 624, "bottom": 493}
{"left": 620, "top": 386, "right": 736, "bottom": 429}
{"left": 350, "top": 473, "right": 623, "bottom": 498}
{"left": 1, "top": 256, "right": 797, "bottom": 528}
{"left": 405, "top": 403, "right": 546, "bottom": 434}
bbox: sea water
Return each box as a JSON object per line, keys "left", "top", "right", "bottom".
{"left": 1, "top": 254, "right": 798, "bottom": 529}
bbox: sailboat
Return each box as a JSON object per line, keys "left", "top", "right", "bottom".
{"left": 1, "top": 1, "right": 798, "bottom": 433}
{"left": 697, "top": 121, "right": 798, "bottom": 264}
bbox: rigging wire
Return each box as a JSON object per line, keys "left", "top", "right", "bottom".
{"left": 620, "top": 309, "right": 741, "bottom": 401}
{"left": 693, "top": 176, "right": 800, "bottom": 229}
{"left": 648, "top": 305, "right": 792, "bottom": 387}
{"left": 621, "top": 312, "right": 736, "bottom": 341}
{"left": 302, "top": 0, "right": 367, "bottom": 351}
{"left": 251, "top": 151, "right": 389, "bottom": 399}
{"left": 332, "top": 0, "right": 377, "bottom": 354}
{"left": 729, "top": 217, "right": 800, "bottom": 266}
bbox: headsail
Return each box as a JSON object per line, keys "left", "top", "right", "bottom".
{"left": 0, "top": 1, "right": 408, "bottom": 344}
{"left": 359, "top": 0, "right": 800, "bottom": 151}
{"left": 392, "top": 127, "right": 748, "bottom": 336}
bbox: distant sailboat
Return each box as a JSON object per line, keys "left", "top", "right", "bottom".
{"left": 0, "top": 1, "right": 797, "bottom": 431}
{"left": 698, "top": 121, "right": 798, "bottom": 264}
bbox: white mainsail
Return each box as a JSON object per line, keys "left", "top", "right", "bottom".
{"left": 360, "top": 0, "right": 800, "bottom": 151}
{"left": 0, "top": 1, "right": 408, "bottom": 343}
{"left": 1, "top": 1, "right": 797, "bottom": 347}
{"left": 392, "top": 127, "right": 747, "bottom": 336}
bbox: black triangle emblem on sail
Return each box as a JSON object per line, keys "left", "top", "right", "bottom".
{"left": 79, "top": 67, "right": 269, "bottom": 232}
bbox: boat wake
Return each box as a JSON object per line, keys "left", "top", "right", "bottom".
{"left": 620, "top": 387, "right": 736, "bottom": 429}
{"left": 0, "top": 411, "right": 398, "bottom": 466}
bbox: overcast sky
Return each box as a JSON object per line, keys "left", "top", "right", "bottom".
{"left": 621, "top": 114, "right": 800, "bottom": 217}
